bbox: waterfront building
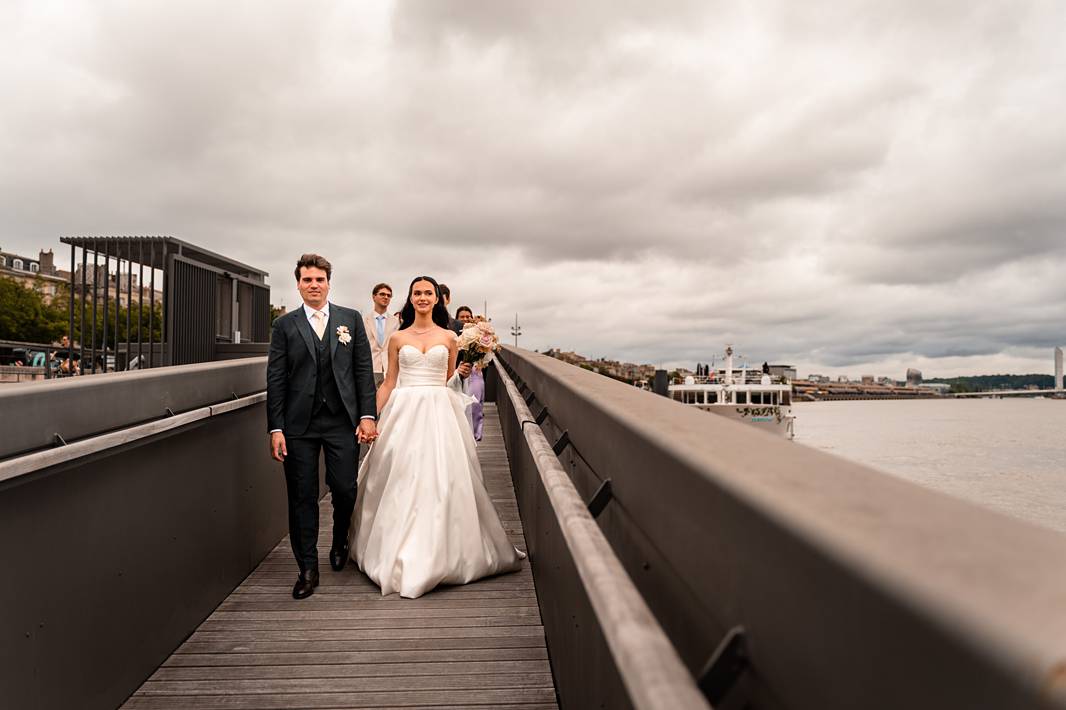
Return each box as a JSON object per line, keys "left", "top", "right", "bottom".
{"left": 768, "top": 364, "right": 797, "bottom": 380}
{"left": 0, "top": 247, "right": 70, "bottom": 303}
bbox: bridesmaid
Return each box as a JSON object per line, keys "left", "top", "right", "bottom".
{"left": 455, "top": 306, "right": 485, "bottom": 441}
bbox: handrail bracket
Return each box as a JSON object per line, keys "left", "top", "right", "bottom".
{"left": 552, "top": 430, "right": 571, "bottom": 456}
{"left": 699, "top": 626, "right": 750, "bottom": 705}
{"left": 586, "top": 478, "right": 613, "bottom": 518}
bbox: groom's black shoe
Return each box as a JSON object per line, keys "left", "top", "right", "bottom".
{"left": 330, "top": 542, "right": 349, "bottom": 572}
{"left": 292, "top": 568, "right": 319, "bottom": 600}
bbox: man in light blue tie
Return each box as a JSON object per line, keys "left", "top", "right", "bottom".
{"left": 362, "top": 282, "right": 400, "bottom": 386}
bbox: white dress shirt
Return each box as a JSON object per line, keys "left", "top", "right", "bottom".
{"left": 303, "top": 301, "right": 330, "bottom": 334}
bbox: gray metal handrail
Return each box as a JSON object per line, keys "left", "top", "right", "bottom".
{"left": 496, "top": 362, "right": 712, "bottom": 710}
{"left": 0, "top": 391, "right": 265, "bottom": 485}
{"left": 499, "top": 346, "right": 1066, "bottom": 710}
{"left": 0, "top": 356, "right": 267, "bottom": 460}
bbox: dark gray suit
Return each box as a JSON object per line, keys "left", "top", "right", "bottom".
{"left": 266, "top": 304, "right": 376, "bottom": 573}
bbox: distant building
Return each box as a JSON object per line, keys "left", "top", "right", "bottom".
{"left": 73, "top": 264, "right": 163, "bottom": 308}
{"left": 861, "top": 375, "right": 875, "bottom": 384}
{"left": 0, "top": 246, "right": 163, "bottom": 308}
{"left": 543, "top": 347, "right": 655, "bottom": 384}
{"left": 544, "top": 349, "right": 585, "bottom": 366}
{"left": 806, "top": 374, "right": 830, "bottom": 383}
{"left": 0, "top": 247, "right": 70, "bottom": 303}
{"left": 837, "top": 375, "right": 850, "bottom": 383}
{"left": 906, "top": 368, "right": 923, "bottom": 386}
{"left": 767, "top": 365, "right": 797, "bottom": 381}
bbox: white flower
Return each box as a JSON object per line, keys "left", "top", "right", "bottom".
{"left": 337, "top": 325, "right": 352, "bottom": 345}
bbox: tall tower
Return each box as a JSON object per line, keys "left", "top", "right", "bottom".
{"left": 1055, "top": 347, "right": 1063, "bottom": 391}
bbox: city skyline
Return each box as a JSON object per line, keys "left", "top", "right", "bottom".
{"left": 3, "top": 2, "right": 1065, "bottom": 377}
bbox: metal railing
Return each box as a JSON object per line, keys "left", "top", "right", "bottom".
{"left": 495, "top": 360, "right": 711, "bottom": 710}
{"left": 58, "top": 236, "right": 271, "bottom": 373}
{"left": 676, "top": 371, "right": 790, "bottom": 386}
{"left": 496, "top": 346, "right": 1066, "bottom": 710}
{"left": 0, "top": 356, "right": 267, "bottom": 461}
{"left": 0, "top": 357, "right": 286, "bottom": 710}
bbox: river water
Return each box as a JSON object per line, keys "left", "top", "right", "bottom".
{"left": 793, "top": 399, "right": 1066, "bottom": 534}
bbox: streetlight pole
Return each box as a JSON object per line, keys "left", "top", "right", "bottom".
{"left": 510, "top": 313, "right": 522, "bottom": 347}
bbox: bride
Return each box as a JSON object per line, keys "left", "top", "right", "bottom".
{"left": 350, "top": 275, "right": 526, "bottom": 598}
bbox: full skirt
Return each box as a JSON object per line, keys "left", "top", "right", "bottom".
{"left": 350, "top": 385, "right": 525, "bottom": 598}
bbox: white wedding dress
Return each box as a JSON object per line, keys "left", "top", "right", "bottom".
{"left": 350, "top": 343, "right": 526, "bottom": 598}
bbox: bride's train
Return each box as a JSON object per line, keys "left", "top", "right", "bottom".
{"left": 350, "top": 344, "right": 525, "bottom": 598}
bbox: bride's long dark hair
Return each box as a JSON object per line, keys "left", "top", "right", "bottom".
{"left": 399, "top": 275, "right": 451, "bottom": 330}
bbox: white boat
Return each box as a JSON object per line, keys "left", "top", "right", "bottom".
{"left": 668, "top": 345, "right": 795, "bottom": 439}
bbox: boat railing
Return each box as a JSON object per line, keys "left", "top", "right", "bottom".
{"left": 674, "top": 372, "right": 790, "bottom": 386}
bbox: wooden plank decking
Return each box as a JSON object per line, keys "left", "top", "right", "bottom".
{"left": 122, "top": 403, "right": 558, "bottom": 709}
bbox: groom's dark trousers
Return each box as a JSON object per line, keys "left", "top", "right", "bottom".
{"left": 267, "top": 304, "right": 376, "bottom": 575}
{"left": 283, "top": 407, "right": 355, "bottom": 573}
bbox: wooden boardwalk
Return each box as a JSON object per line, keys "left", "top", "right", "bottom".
{"left": 122, "top": 403, "right": 558, "bottom": 709}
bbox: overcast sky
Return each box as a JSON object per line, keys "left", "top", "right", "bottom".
{"left": 3, "top": 1, "right": 1064, "bottom": 377}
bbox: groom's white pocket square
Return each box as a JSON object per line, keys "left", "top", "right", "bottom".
{"left": 337, "top": 325, "right": 352, "bottom": 345}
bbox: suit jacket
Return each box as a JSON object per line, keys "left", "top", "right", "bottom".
{"left": 362, "top": 310, "right": 401, "bottom": 374}
{"left": 266, "top": 304, "right": 376, "bottom": 435}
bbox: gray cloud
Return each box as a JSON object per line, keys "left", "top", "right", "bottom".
{"left": 1, "top": 0, "right": 1064, "bottom": 377}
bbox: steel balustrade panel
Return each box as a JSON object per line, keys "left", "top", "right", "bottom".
{"left": 251, "top": 284, "right": 270, "bottom": 343}
{"left": 0, "top": 358, "right": 267, "bottom": 460}
{"left": 0, "top": 394, "right": 285, "bottom": 710}
{"left": 168, "top": 256, "right": 217, "bottom": 365}
{"left": 497, "top": 347, "right": 1066, "bottom": 710}
{"left": 494, "top": 365, "right": 634, "bottom": 710}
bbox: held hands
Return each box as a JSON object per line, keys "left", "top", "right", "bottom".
{"left": 270, "top": 432, "right": 288, "bottom": 462}
{"left": 357, "top": 418, "right": 379, "bottom": 444}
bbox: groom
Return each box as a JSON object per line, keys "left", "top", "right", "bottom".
{"left": 267, "top": 253, "right": 378, "bottom": 599}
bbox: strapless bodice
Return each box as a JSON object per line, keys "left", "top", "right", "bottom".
{"left": 396, "top": 344, "right": 449, "bottom": 388}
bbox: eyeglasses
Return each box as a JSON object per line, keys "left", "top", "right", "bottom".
{"left": 376, "top": 292, "right": 392, "bottom": 298}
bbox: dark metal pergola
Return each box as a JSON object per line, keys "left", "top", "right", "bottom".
{"left": 60, "top": 236, "right": 271, "bottom": 374}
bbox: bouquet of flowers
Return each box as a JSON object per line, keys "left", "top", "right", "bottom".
{"left": 457, "top": 318, "right": 500, "bottom": 370}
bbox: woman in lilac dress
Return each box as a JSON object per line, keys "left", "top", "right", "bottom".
{"left": 456, "top": 307, "right": 484, "bottom": 441}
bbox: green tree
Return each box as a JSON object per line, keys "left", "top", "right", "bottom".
{"left": 64, "top": 299, "right": 164, "bottom": 345}
{"left": 0, "top": 275, "right": 67, "bottom": 342}
{"left": 45, "top": 281, "right": 164, "bottom": 346}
